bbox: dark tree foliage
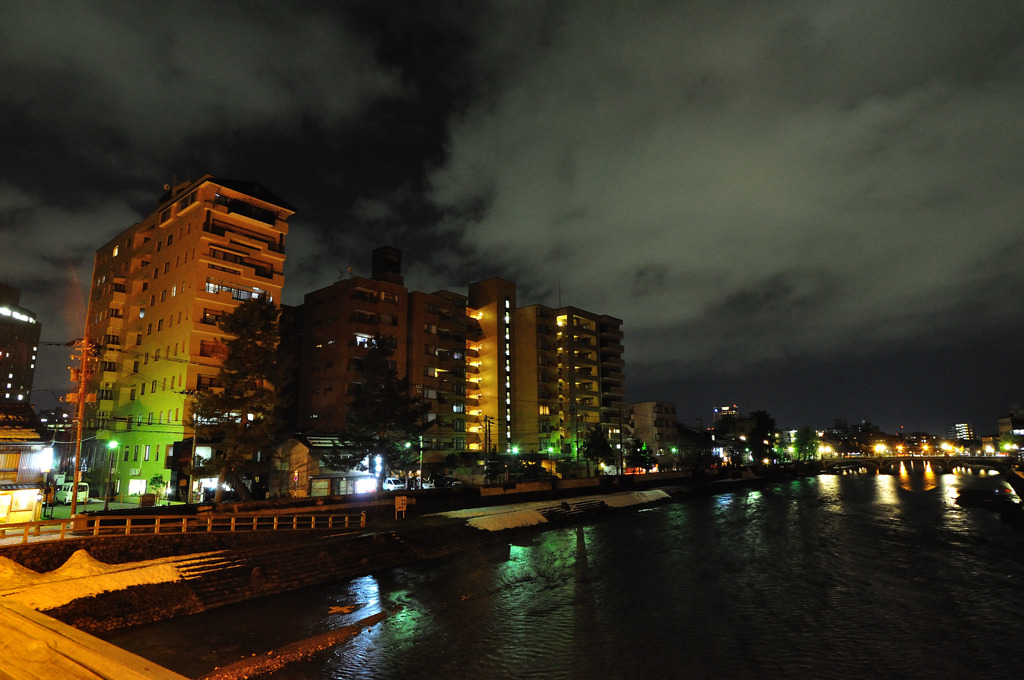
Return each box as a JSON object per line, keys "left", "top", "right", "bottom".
{"left": 581, "top": 424, "right": 616, "bottom": 468}
{"left": 483, "top": 450, "right": 505, "bottom": 485}
{"left": 192, "top": 297, "right": 285, "bottom": 502}
{"left": 319, "top": 335, "right": 430, "bottom": 488}
{"left": 792, "top": 425, "right": 818, "bottom": 461}
{"left": 625, "top": 440, "right": 657, "bottom": 472}
{"left": 748, "top": 410, "right": 777, "bottom": 461}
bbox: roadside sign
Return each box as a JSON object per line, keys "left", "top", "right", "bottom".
{"left": 395, "top": 495, "right": 408, "bottom": 519}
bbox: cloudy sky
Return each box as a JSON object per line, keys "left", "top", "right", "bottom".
{"left": 2, "top": 1, "right": 1022, "bottom": 435}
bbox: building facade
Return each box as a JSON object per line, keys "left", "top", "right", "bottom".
{"left": 297, "top": 248, "right": 410, "bottom": 433}
{"left": 0, "top": 403, "right": 52, "bottom": 522}
{"left": 0, "top": 284, "right": 41, "bottom": 405}
{"left": 295, "top": 248, "right": 471, "bottom": 482}
{"left": 466, "top": 278, "right": 517, "bottom": 456}
{"left": 292, "top": 259, "right": 625, "bottom": 490}
{"left": 997, "top": 407, "right": 1024, "bottom": 439}
{"left": 510, "top": 304, "right": 626, "bottom": 464}
{"left": 627, "top": 401, "right": 680, "bottom": 457}
{"left": 80, "top": 176, "right": 292, "bottom": 500}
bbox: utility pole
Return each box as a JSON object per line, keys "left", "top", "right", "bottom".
{"left": 483, "top": 415, "right": 494, "bottom": 455}
{"left": 69, "top": 337, "right": 93, "bottom": 518}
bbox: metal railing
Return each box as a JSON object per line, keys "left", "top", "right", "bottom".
{"left": 0, "top": 511, "right": 366, "bottom": 545}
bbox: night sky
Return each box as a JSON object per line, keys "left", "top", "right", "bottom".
{"left": 2, "top": 1, "right": 1023, "bottom": 436}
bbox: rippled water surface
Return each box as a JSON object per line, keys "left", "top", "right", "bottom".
{"left": 107, "top": 469, "right": 1024, "bottom": 679}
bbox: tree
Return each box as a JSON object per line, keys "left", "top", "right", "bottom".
{"left": 148, "top": 474, "right": 165, "bottom": 497}
{"left": 999, "top": 433, "right": 1024, "bottom": 455}
{"left": 483, "top": 449, "right": 505, "bottom": 485}
{"left": 625, "top": 440, "right": 657, "bottom": 472}
{"left": 792, "top": 426, "right": 818, "bottom": 461}
{"left": 747, "top": 410, "right": 777, "bottom": 462}
{"left": 193, "top": 296, "right": 285, "bottom": 502}
{"left": 580, "top": 424, "right": 615, "bottom": 472}
{"left": 320, "top": 335, "right": 430, "bottom": 489}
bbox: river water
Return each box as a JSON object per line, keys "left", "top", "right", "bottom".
{"left": 106, "top": 467, "right": 1024, "bottom": 679}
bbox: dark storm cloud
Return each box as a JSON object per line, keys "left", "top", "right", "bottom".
{"left": 0, "top": 0, "right": 406, "bottom": 402}
{"left": 0, "top": 2, "right": 394, "bottom": 152}
{"left": 431, "top": 1, "right": 1024, "bottom": 431}
{"left": 1, "top": 0, "right": 1022, "bottom": 431}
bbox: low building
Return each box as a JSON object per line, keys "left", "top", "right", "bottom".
{"left": 0, "top": 404, "right": 52, "bottom": 522}
{"left": 277, "top": 434, "right": 377, "bottom": 497}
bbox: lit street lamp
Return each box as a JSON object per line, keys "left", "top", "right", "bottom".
{"left": 103, "top": 439, "right": 118, "bottom": 510}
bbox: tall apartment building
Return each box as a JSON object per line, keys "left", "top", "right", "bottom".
{"left": 81, "top": 176, "right": 292, "bottom": 499}
{"left": 627, "top": 401, "right": 679, "bottom": 457}
{"left": 0, "top": 284, "right": 41, "bottom": 404}
{"left": 511, "top": 304, "right": 626, "bottom": 460}
{"left": 296, "top": 247, "right": 470, "bottom": 482}
{"left": 466, "top": 279, "right": 517, "bottom": 456}
{"left": 294, "top": 264, "right": 625, "bottom": 483}
{"left": 469, "top": 281, "right": 625, "bottom": 465}
{"left": 407, "top": 288, "right": 470, "bottom": 462}
{"left": 946, "top": 422, "right": 975, "bottom": 442}
{"left": 298, "top": 248, "right": 409, "bottom": 432}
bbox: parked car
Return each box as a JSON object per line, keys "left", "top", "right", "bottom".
{"left": 420, "top": 478, "right": 435, "bottom": 489}
{"left": 382, "top": 477, "right": 406, "bottom": 492}
{"left": 55, "top": 482, "right": 89, "bottom": 505}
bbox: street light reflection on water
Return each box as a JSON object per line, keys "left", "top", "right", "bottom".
{"left": 106, "top": 467, "right": 1024, "bottom": 680}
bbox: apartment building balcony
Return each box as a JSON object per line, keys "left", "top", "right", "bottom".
{"left": 572, "top": 357, "right": 599, "bottom": 370}
{"left": 349, "top": 312, "right": 379, "bottom": 326}
{"left": 600, "top": 340, "right": 624, "bottom": 353}
{"left": 603, "top": 384, "right": 626, "bottom": 397}
{"left": 600, "top": 326, "right": 624, "bottom": 341}
{"left": 351, "top": 290, "right": 379, "bottom": 304}
{"left": 566, "top": 335, "right": 596, "bottom": 348}
{"left": 210, "top": 195, "right": 283, "bottom": 229}
{"left": 602, "top": 393, "right": 627, "bottom": 410}
{"left": 202, "top": 218, "right": 286, "bottom": 255}
{"left": 601, "top": 356, "right": 624, "bottom": 369}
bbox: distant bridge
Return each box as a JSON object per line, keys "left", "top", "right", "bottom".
{"left": 820, "top": 455, "right": 1018, "bottom": 475}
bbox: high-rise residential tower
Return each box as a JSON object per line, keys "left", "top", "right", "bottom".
{"left": 469, "top": 281, "right": 625, "bottom": 466}
{"left": 0, "top": 284, "right": 41, "bottom": 405}
{"left": 294, "top": 248, "right": 471, "bottom": 487}
{"left": 81, "top": 176, "right": 292, "bottom": 499}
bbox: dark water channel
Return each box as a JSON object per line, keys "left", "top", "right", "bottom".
{"left": 106, "top": 468, "right": 1024, "bottom": 679}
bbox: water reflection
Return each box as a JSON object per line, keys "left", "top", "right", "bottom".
{"left": 107, "top": 470, "right": 1024, "bottom": 680}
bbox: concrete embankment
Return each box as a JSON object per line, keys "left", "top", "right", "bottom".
{"left": 0, "top": 599, "right": 189, "bottom": 680}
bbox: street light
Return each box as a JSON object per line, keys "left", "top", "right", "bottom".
{"left": 103, "top": 439, "right": 118, "bottom": 511}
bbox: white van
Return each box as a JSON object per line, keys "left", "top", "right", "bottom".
{"left": 382, "top": 477, "right": 406, "bottom": 492}
{"left": 55, "top": 482, "right": 89, "bottom": 505}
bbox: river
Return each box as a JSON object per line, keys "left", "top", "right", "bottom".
{"left": 105, "top": 466, "right": 1024, "bottom": 679}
